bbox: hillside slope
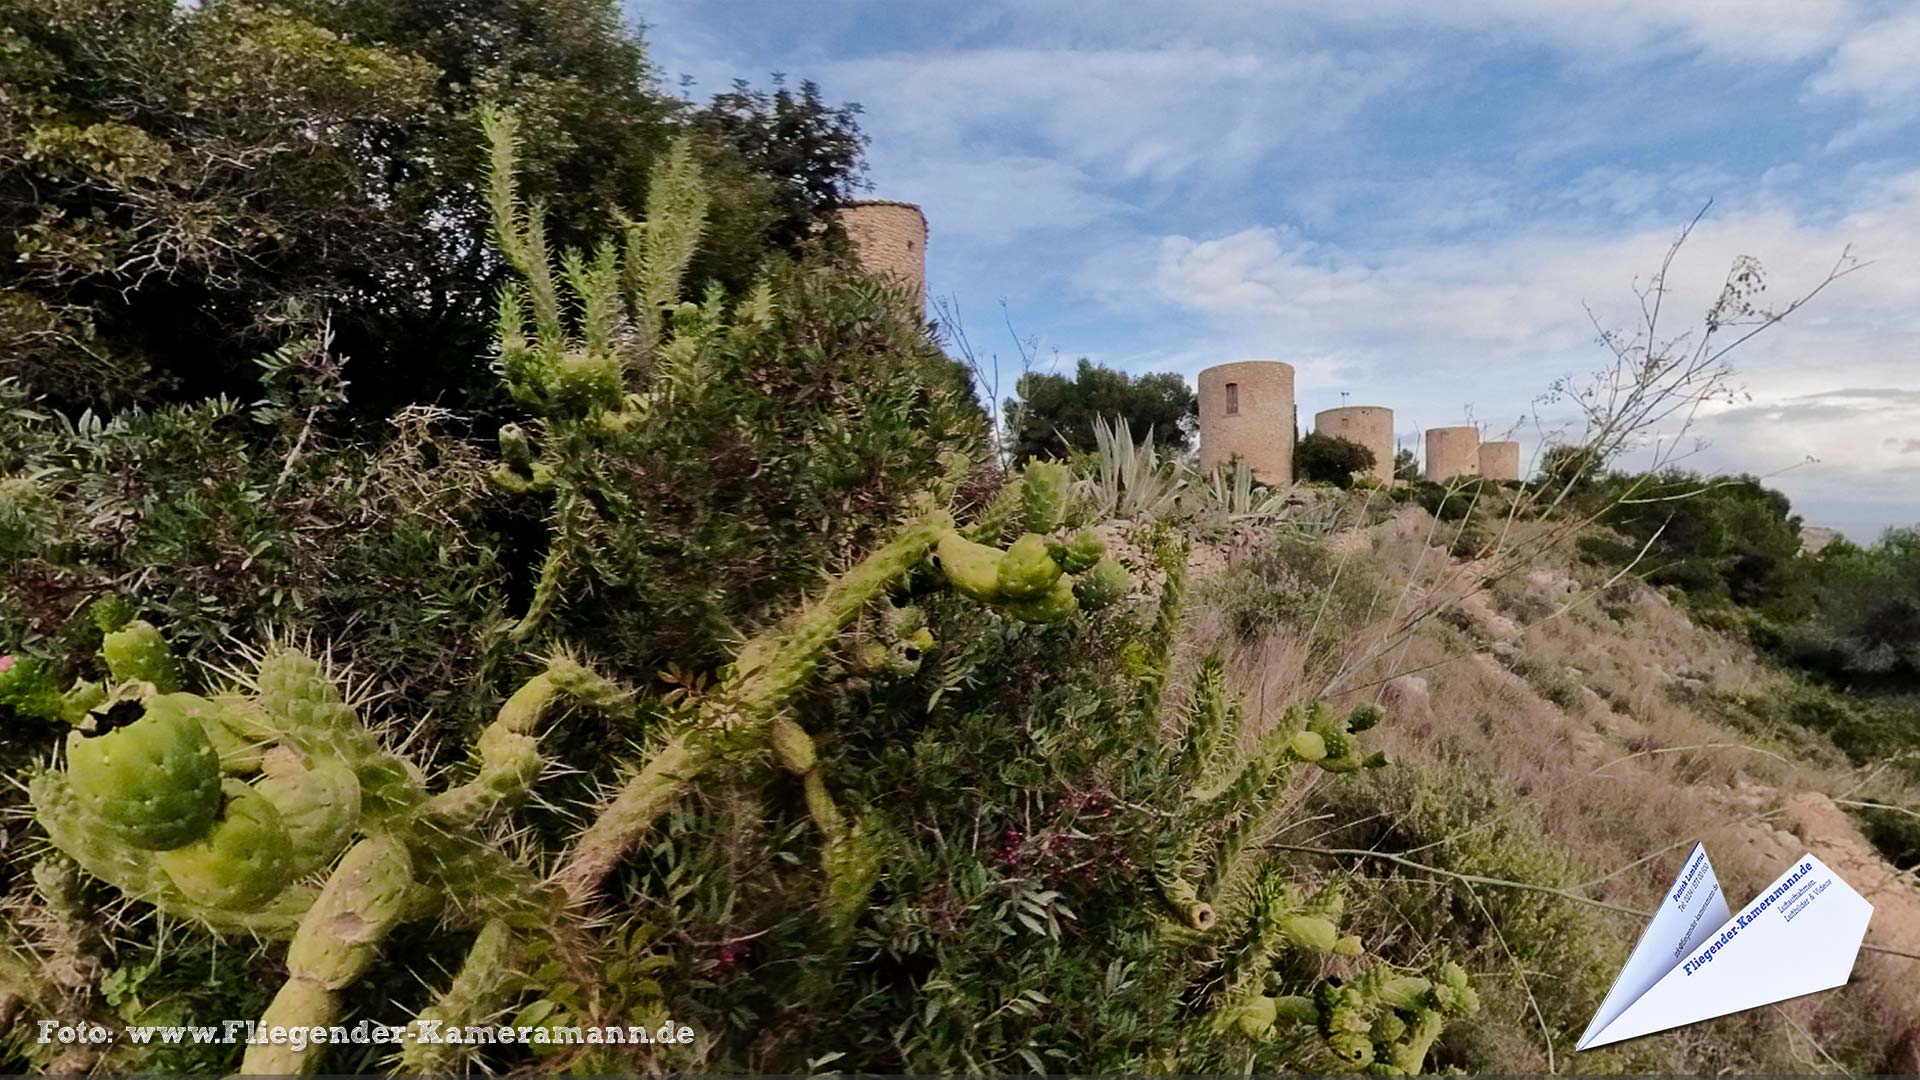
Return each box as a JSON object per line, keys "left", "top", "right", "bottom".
{"left": 1183, "top": 499, "right": 1920, "bottom": 1074}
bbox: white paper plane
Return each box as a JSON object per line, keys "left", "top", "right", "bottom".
{"left": 1577, "top": 846, "right": 1873, "bottom": 1050}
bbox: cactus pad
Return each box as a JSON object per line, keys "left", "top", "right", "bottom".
{"left": 100, "top": 620, "right": 180, "bottom": 692}
{"left": 257, "top": 760, "right": 362, "bottom": 878}
{"left": 995, "top": 533, "right": 1064, "bottom": 601}
{"left": 1019, "top": 460, "right": 1072, "bottom": 533}
{"left": 1071, "top": 556, "right": 1130, "bottom": 610}
{"left": 156, "top": 780, "right": 295, "bottom": 910}
{"left": 64, "top": 697, "right": 221, "bottom": 850}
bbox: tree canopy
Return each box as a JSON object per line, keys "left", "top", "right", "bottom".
{"left": 1004, "top": 358, "right": 1195, "bottom": 462}
{"left": 1295, "top": 432, "right": 1376, "bottom": 488}
{"left": 0, "top": 0, "right": 871, "bottom": 417}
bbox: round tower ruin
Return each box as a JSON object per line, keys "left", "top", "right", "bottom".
{"left": 836, "top": 200, "right": 927, "bottom": 298}
{"left": 1423, "top": 426, "right": 1480, "bottom": 482}
{"left": 1477, "top": 440, "right": 1521, "bottom": 482}
{"left": 1198, "top": 361, "right": 1296, "bottom": 485}
{"left": 1314, "top": 406, "right": 1395, "bottom": 483}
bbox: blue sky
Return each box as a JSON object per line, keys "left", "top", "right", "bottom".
{"left": 638, "top": 0, "right": 1920, "bottom": 539}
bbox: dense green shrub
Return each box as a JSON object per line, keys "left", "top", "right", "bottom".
{"left": 1566, "top": 471, "right": 1809, "bottom": 618}
{"left": 1780, "top": 528, "right": 1920, "bottom": 682}
{"left": 0, "top": 0, "right": 868, "bottom": 417}
{"left": 1295, "top": 432, "right": 1376, "bottom": 488}
{"left": 1004, "top": 358, "right": 1195, "bottom": 462}
{"left": 1207, "top": 533, "right": 1380, "bottom": 645}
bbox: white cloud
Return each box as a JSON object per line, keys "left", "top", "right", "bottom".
{"left": 1809, "top": 6, "right": 1920, "bottom": 146}
{"left": 824, "top": 45, "right": 1418, "bottom": 218}
{"left": 1106, "top": 173, "right": 1920, "bottom": 533}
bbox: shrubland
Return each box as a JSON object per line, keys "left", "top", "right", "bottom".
{"left": 0, "top": 88, "right": 1479, "bottom": 1076}
{"left": 4, "top": 8, "right": 1917, "bottom": 1075}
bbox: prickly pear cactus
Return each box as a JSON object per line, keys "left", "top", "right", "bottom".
{"left": 255, "top": 760, "right": 362, "bottom": 878}
{"left": 924, "top": 461, "right": 1133, "bottom": 625}
{"left": 99, "top": 620, "right": 180, "bottom": 692}
{"left": 1072, "top": 556, "right": 1130, "bottom": 610}
{"left": 154, "top": 780, "right": 294, "bottom": 911}
{"left": 1020, "top": 459, "right": 1072, "bottom": 533}
{"left": 63, "top": 697, "right": 221, "bottom": 851}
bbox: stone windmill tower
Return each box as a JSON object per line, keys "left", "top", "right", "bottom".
{"left": 835, "top": 200, "right": 928, "bottom": 299}
{"left": 1198, "top": 361, "right": 1296, "bottom": 484}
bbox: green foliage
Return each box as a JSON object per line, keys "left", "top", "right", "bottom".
{"left": 1781, "top": 527, "right": 1920, "bottom": 682}
{"left": 1, "top": 0, "right": 868, "bottom": 416}
{"left": 688, "top": 76, "right": 871, "bottom": 251}
{"left": 1570, "top": 471, "right": 1809, "bottom": 618}
{"left": 1005, "top": 359, "right": 1196, "bottom": 462}
{"left": 1392, "top": 447, "right": 1419, "bottom": 482}
{"left": 1715, "top": 680, "right": 1920, "bottom": 782}
{"left": 1295, "top": 431, "right": 1376, "bottom": 488}
{"left": 1538, "top": 444, "right": 1604, "bottom": 493}
{"left": 1209, "top": 533, "right": 1381, "bottom": 645}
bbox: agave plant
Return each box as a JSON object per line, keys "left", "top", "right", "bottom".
{"left": 1083, "top": 415, "right": 1187, "bottom": 521}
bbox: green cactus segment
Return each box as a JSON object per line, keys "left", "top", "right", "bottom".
{"left": 64, "top": 697, "right": 221, "bottom": 850}
{"left": 1156, "top": 873, "right": 1216, "bottom": 931}
{"left": 423, "top": 658, "right": 621, "bottom": 829}
{"left": 561, "top": 512, "right": 951, "bottom": 904}
{"left": 256, "top": 761, "right": 362, "bottom": 878}
{"left": 99, "top": 620, "right": 180, "bottom": 692}
{"left": 995, "top": 533, "right": 1064, "bottom": 600}
{"left": 155, "top": 780, "right": 295, "bottom": 911}
{"left": 285, "top": 834, "right": 415, "bottom": 988}
{"left": 728, "top": 509, "right": 953, "bottom": 718}
{"left": 1019, "top": 460, "right": 1072, "bottom": 533}
{"left": 31, "top": 772, "right": 171, "bottom": 898}
{"left": 254, "top": 649, "right": 423, "bottom": 819}
{"left": 29, "top": 772, "right": 313, "bottom": 936}
{"left": 243, "top": 978, "right": 338, "bottom": 1075}
{"left": 1051, "top": 527, "right": 1106, "bottom": 573}
{"left": 962, "top": 475, "right": 1025, "bottom": 544}
{"left": 770, "top": 717, "right": 817, "bottom": 775}
{"left": 1072, "top": 556, "right": 1130, "bottom": 610}
{"left": 190, "top": 696, "right": 270, "bottom": 773}
{"left": 238, "top": 837, "right": 413, "bottom": 1071}
{"left": 934, "top": 530, "right": 1004, "bottom": 602}
{"left": 1001, "top": 575, "right": 1079, "bottom": 624}
{"left": 1288, "top": 730, "right": 1327, "bottom": 762}
{"left": 1258, "top": 960, "right": 1479, "bottom": 1074}
{"left": 60, "top": 680, "right": 108, "bottom": 724}
{"left": 822, "top": 817, "right": 885, "bottom": 941}
{"left": 398, "top": 918, "right": 521, "bottom": 1074}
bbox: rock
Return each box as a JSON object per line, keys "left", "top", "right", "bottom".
{"left": 1381, "top": 675, "right": 1432, "bottom": 723}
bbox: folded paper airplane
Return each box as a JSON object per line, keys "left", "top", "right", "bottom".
{"left": 1577, "top": 843, "right": 1874, "bottom": 1050}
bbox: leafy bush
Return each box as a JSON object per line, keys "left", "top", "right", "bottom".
{"left": 1780, "top": 528, "right": 1920, "bottom": 682}
{"left": 0, "top": 0, "right": 869, "bottom": 416}
{"left": 1294, "top": 432, "right": 1376, "bottom": 488}
{"left": 1005, "top": 359, "right": 1196, "bottom": 462}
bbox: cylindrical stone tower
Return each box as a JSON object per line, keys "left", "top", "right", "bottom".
{"left": 1424, "top": 426, "right": 1480, "bottom": 482}
{"left": 1477, "top": 440, "right": 1521, "bottom": 481}
{"left": 836, "top": 200, "right": 927, "bottom": 298}
{"left": 1314, "top": 406, "right": 1395, "bottom": 483}
{"left": 1198, "top": 362, "right": 1296, "bottom": 485}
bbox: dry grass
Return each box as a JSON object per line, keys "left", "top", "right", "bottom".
{"left": 1185, "top": 505, "right": 1920, "bottom": 1074}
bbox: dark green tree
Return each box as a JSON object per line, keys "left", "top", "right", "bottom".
{"left": 1579, "top": 472, "right": 1809, "bottom": 616}
{"left": 0, "top": 0, "right": 871, "bottom": 417}
{"left": 1393, "top": 447, "right": 1419, "bottom": 482}
{"left": 1295, "top": 432, "right": 1375, "bottom": 488}
{"left": 1004, "top": 359, "right": 1195, "bottom": 462}
{"left": 1794, "top": 527, "right": 1920, "bottom": 681}
{"left": 689, "top": 76, "right": 870, "bottom": 250}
